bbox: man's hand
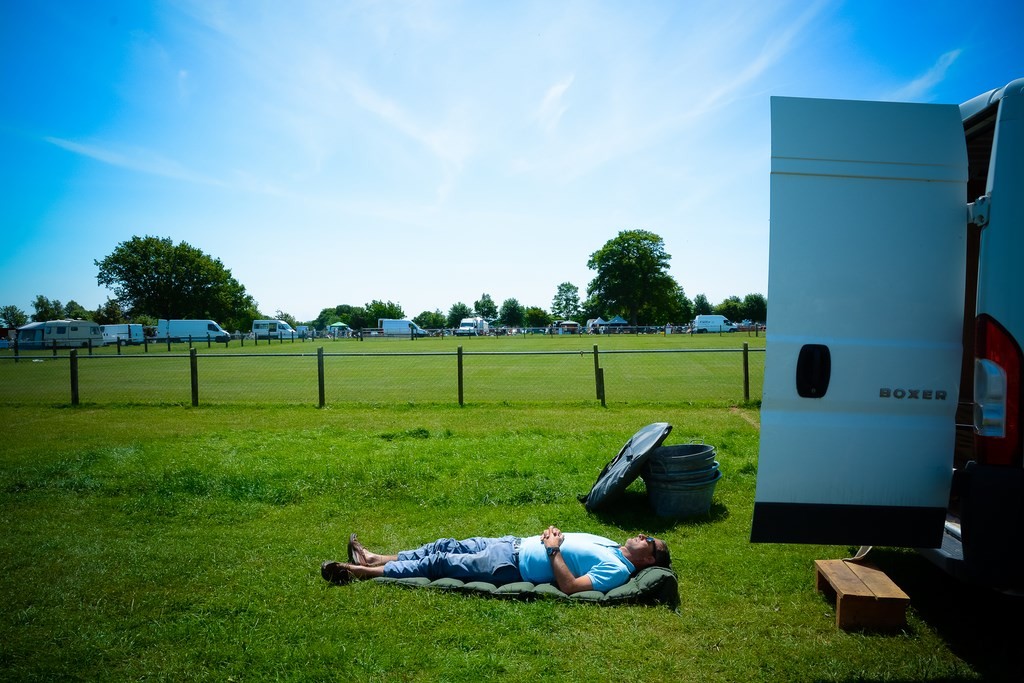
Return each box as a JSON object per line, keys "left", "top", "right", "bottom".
{"left": 540, "top": 526, "right": 593, "bottom": 595}
{"left": 541, "top": 525, "right": 564, "bottom": 550}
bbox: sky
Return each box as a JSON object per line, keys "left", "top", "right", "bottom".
{"left": 1, "top": 0, "right": 1021, "bottom": 323}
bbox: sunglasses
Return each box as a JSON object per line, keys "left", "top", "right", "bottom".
{"left": 645, "top": 536, "right": 657, "bottom": 557}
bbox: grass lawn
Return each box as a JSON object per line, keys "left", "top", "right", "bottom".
{"left": 0, "top": 333, "right": 765, "bottom": 407}
{"left": 2, "top": 399, "right": 1020, "bottom": 681}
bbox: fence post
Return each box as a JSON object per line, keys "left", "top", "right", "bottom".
{"left": 597, "top": 367, "right": 606, "bottom": 407}
{"left": 457, "top": 345, "right": 464, "bottom": 406}
{"left": 52, "top": 339, "right": 57, "bottom": 357}
{"left": 166, "top": 336, "right": 171, "bottom": 351}
{"left": 116, "top": 339, "right": 122, "bottom": 356}
{"left": 70, "top": 349, "right": 79, "bottom": 406}
{"left": 592, "top": 344, "right": 601, "bottom": 399}
{"left": 207, "top": 333, "right": 212, "bottom": 348}
{"left": 743, "top": 342, "right": 750, "bottom": 402}
{"left": 190, "top": 347, "right": 199, "bottom": 407}
{"left": 144, "top": 336, "right": 148, "bottom": 353}
{"left": 88, "top": 338, "right": 93, "bottom": 356}
{"left": 317, "top": 346, "right": 325, "bottom": 408}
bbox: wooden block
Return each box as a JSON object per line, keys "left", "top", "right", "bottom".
{"left": 814, "top": 559, "right": 909, "bottom": 631}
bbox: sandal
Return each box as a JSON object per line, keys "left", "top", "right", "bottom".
{"left": 347, "top": 533, "right": 368, "bottom": 566}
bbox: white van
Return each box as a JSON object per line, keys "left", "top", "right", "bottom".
{"left": 692, "top": 314, "right": 738, "bottom": 333}
{"left": 378, "top": 318, "right": 428, "bottom": 337}
{"left": 251, "top": 319, "right": 297, "bottom": 340}
{"left": 101, "top": 323, "right": 144, "bottom": 345}
{"left": 751, "top": 78, "right": 1024, "bottom": 592}
{"left": 156, "top": 319, "right": 230, "bottom": 343}
{"left": 17, "top": 319, "right": 103, "bottom": 349}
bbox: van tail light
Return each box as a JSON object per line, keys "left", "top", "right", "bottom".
{"left": 974, "top": 314, "right": 1022, "bottom": 466}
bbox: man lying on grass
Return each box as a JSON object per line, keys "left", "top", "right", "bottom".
{"left": 321, "top": 526, "right": 671, "bottom": 594}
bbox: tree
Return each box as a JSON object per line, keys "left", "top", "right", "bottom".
{"left": 692, "top": 294, "right": 712, "bottom": 316}
{"left": 312, "top": 304, "right": 363, "bottom": 331}
{"left": 274, "top": 310, "right": 299, "bottom": 328}
{"left": 64, "top": 300, "right": 91, "bottom": 320}
{"left": 446, "top": 302, "right": 473, "bottom": 328}
{"left": 580, "top": 295, "right": 603, "bottom": 323}
{"left": 0, "top": 305, "right": 28, "bottom": 327}
{"left": 586, "top": 230, "right": 679, "bottom": 326}
{"left": 742, "top": 293, "right": 768, "bottom": 323}
{"left": 551, "top": 282, "right": 582, "bottom": 322}
{"left": 675, "top": 287, "right": 694, "bottom": 324}
{"left": 413, "top": 309, "right": 446, "bottom": 330}
{"left": 498, "top": 298, "right": 525, "bottom": 327}
{"left": 31, "top": 295, "right": 65, "bottom": 321}
{"left": 473, "top": 293, "right": 498, "bottom": 320}
{"left": 524, "top": 306, "right": 551, "bottom": 327}
{"left": 364, "top": 300, "right": 405, "bottom": 325}
{"left": 95, "top": 236, "right": 257, "bottom": 329}
{"left": 715, "top": 296, "right": 744, "bottom": 322}
{"left": 92, "top": 298, "right": 126, "bottom": 326}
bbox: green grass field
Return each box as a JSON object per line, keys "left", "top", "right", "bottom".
{"left": 0, "top": 333, "right": 765, "bottom": 407}
{"left": 1, "top": 334, "right": 1019, "bottom": 681}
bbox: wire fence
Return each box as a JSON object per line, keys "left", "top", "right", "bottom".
{"left": 0, "top": 343, "right": 765, "bottom": 407}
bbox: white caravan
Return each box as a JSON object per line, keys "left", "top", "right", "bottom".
{"left": 156, "top": 319, "right": 230, "bottom": 343}
{"left": 751, "top": 78, "right": 1024, "bottom": 593}
{"left": 16, "top": 319, "right": 103, "bottom": 349}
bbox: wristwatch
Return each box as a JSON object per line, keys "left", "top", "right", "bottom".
{"left": 546, "top": 546, "right": 560, "bottom": 557}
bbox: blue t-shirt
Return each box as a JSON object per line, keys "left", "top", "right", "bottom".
{"left": 518, "top": 533, "right": 634, "bottom": 592}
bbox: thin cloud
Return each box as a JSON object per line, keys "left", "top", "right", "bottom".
{"left": 887, "top": 49, "right": 962, "bottom": 101}
{"left": 44, "top": 136, "right": 224, "bottom": 187}
{"left": 536, "top": 75, "right": 575, "bottom": 133}
{"left": 341, "top": 76, "right": 472, "bottom": 203}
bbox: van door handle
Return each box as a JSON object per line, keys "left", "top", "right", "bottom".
{"left": 796, "top": 344, "right": 831, "bottom": 398}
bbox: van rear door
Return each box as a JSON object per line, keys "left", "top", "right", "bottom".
{"left": 751, "top": 97, "right": 969, "bottom": 548}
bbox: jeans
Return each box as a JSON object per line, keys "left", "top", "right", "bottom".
{"left": 382, "top": 535, "right": 523, "bottom": 584}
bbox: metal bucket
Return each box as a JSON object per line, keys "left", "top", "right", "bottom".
{"left": 647, "top": 469, "right": 722, "bottom": 518}
{"left": 645, "top": 461, "right": 719, "bottom": 484}
{"left": 643, "top": 444, "right": 716, "bottom": 478}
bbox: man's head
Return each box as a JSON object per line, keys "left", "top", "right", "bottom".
{"left": 624, "top": 533, "right": 671, "bottom": 570}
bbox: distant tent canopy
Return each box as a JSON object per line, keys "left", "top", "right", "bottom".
{"left": 327, "top": 322, "right": 350, "bottom": 329}
{"left": 586, "top": 317, "right": 608, "bottom": 329}
{"left": 606, "top": 315, "right": 628, "bottom": 326}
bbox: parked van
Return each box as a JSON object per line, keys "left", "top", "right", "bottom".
{"left": 751, "top": 78, "right": 1024, "bottom": 593}
{"left": 252, "top": 319, "right": 297, "bottom": 340}
{"left": 156, "top": 319, "right": 230, "bottom": 343}
{"left": 16, "top": 319, "right": 103, "bottom": 349}
{"left": 101, "top": 323, "right": 144, "bottom": 346}
{"left": 378, "top": 319, "right": 428, "bottom": 337}
{"left": 455, "top": 317, "right": 489, "bottom": 336}
{"left": 692, "top": 314, "right": 738, "bottom": 333}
